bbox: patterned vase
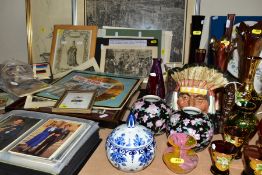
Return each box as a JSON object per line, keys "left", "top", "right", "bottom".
{"left": 105, "top": 113, "right": 156, "bottom": 172}
{"left": 166, "top": 107, "right": 214, "bottom": 152}
{"left": 225, "top": 101, "right": 259, "bottom": 143}
{"left": 235, "top": 56, "right": 262, "bottom": 112}
{"left": 131, "top": 95, "right": 171, "bottom": 135}
{"left": 163, "top": 133, "right": 198, "bottom": 174}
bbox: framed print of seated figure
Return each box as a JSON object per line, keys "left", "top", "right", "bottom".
{"left": 170, "top": 65, "right": 228, "bottom": 114}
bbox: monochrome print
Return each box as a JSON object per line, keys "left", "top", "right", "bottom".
{"left": 86, "top": 0, "right": 185, "bottom": 62}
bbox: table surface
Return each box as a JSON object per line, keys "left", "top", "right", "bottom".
{"left": 79, "top": 128, "right": 259, "bottom": 175}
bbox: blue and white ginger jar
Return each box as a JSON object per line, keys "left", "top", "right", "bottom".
{"left": 105, "top": 113, "right": 156, "bottom": 172}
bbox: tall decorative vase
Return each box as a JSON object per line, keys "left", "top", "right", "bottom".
{"left": 236, "top": 21, "right": 262, "bottom": 81}
{"left": 146, "top": 58, "right": 165, "bottom": 99}
{"left": 235, "top": 56, "right": 262, "bottom": 111}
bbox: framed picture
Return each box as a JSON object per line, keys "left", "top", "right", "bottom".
{"left": 25, "top": 0, "right": 85, "bottom": 64}
{"left": 35, "top": 70, "right": 143, "bottom": 110}
{"left": 10, "top": 118, "right": 82, "bottom": 159}
{"left": 85, "top": 0, "right": 187, "bottom": 63}
{"left": 0, "top": 110, "right": 100, "bottom": 174}
{"left": 24, "top": 95, "right": 57, "bottom": 109}
{"left": 100, "top": 45, "right": 158, "bottom": 78}
{"left": 50, "top": 25, "right": 98, "bottom": 78}
{"left": 52, "top": 90, "right": 96, "bottom": 113}
{"left": 0, "top": 115, "right": 41, "bottom": 150}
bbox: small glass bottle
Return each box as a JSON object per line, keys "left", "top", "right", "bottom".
{"left": 146, "top": 58, "right": 165, "bottom": 99}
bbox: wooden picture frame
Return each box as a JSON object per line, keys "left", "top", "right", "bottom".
{"left": 25, "top": 0, "right": 85, "bottom": 64}
{"left": 52, "top": 90, "right": 96, "bottom": 113}
{"left": 50, "top": 25, "right": 98, "bottom": 78}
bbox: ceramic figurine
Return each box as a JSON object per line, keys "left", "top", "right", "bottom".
{"left": 131, "top": 95, "right": 171, "bottom": 135}
{"left": 169, "top": 64, "right": 228, "bottom": 114}
{"left": 163, "top": 132, "right": 198, "bottom": 174}
{"left": 105, "top": 113, "right": 156, "bottom": 172}
{"left": 166, "top": 107, "right": 214, "bottom": 152}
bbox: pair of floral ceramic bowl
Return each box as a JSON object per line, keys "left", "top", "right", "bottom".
{"left": 132, "top": 95, "right": 214, "bottom": 152}
{"left": 105, "top": 95, "right": 214, "bottom": 172}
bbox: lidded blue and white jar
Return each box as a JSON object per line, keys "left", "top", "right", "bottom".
{"left": 105, "top": 113, "right": 156, "bottom": 172}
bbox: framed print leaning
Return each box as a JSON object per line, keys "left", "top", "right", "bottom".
{"left": 35, "top": 70, "right": 143, "bottom": 110}
{"left": 100, "top": 45, "right": 158, "bottom": 77}
{"left": 25, "top": 0, "right": 85, "bottom": 64}
{"left": 50, "top": 25, "right": 98, "bottom": 78}
{"left": 85, "top": 0, "right": 187, "bottom": 63}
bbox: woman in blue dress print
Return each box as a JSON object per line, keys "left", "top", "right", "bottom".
{"left": 22, "top": 121, "right": 57, "bottom": 153}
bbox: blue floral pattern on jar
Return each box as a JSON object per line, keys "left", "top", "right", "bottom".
{"left": 105, "top": 113, "right": 156, "bottom": 172}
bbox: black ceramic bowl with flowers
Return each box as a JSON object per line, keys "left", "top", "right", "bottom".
{"left": 131, "top": 95, "right": 171, "bottom": 135}
{"left": 166, "top": 107, "right": 214, "bottom": 152}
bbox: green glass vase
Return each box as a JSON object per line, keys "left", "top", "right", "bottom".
{"left": 225, "top": 101, "right": 259, "bottom": 143}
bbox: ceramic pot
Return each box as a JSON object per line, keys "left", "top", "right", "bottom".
{"left": 166, "top": 107, "right": 214, "bottom": 152}
{"left": 131, "top": 95, "right": 171, "bottom": 135}
{"left": 242, "top": 145, "right": 262, "bottom": 175}
{"left": 163, "top": 133, "right": 198, "bottom": 174}
{"left": 105, "top": 113, "right": 156, "bottom": 172}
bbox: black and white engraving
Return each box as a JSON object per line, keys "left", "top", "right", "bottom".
{"left": 86, "top": 0, "right": 185, "bottom": 62}
{"left": 104, "top": 48, "right": 154, "bottom": 77}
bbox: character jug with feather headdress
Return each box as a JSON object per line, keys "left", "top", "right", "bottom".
{"left": 166, "top": 64, "right": 228, "bottom": 152}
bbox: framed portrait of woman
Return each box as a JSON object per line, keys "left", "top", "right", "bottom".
{"left": 49, "top": 25, "right": 98, "bottom": 78}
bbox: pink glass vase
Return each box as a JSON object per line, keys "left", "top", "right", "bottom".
{"left": 163, "top": 133, "right": 198, "bottom": 174}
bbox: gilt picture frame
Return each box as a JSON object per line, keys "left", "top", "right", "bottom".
{"left": 25, "top": 0, "right": 85, "bottom": 64}
{"left": 49, "top": 25, "right": 98, "bottom": 78}
{"left": 52, "top": 90, "right": 96, "bottom": 113}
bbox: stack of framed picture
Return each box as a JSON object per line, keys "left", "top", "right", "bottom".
{"left": 0, "top": 110, "right": 100, "bottom": 175}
